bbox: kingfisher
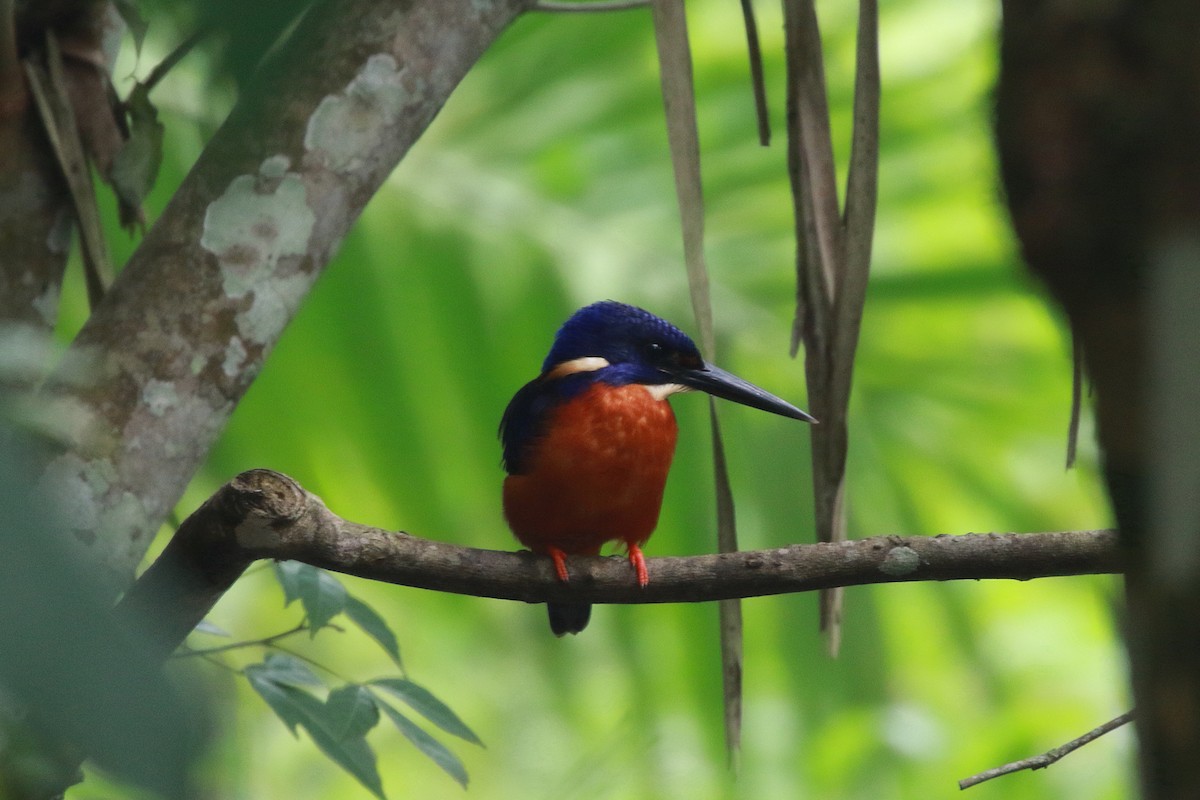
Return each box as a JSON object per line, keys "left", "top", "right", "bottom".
{"left": 500, "top": 300, "right": 814, "bottom": 636}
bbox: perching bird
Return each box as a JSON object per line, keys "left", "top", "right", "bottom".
{"left": 500, "top": 301, "right": 814, "bottom": 635}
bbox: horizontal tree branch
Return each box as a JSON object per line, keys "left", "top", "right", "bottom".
{"left": 121, "top": 469, "right": 1123, "bottom": 658}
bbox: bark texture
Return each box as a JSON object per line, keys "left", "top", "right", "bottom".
{"left": 124, "top": 469, "right": 1121, "bottom": 657}
{"left": 35, "top": 0, "right": 532, "bottom": 582}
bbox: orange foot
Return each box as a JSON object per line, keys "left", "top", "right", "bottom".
{"left": 547, "top": 546, "right": 571, "bottom": 582}
{"left": 628, "top": 543, "right": 649, "bottom": 588}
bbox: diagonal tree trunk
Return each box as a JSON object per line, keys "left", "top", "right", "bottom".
{"left": 33, "top": 0, "right": 533, "bottom": 583}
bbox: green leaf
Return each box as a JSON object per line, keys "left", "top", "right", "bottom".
{"left": 273, "top": 560, "right": 306, "bottom": 606}
{"left": 301, "top": 568, "right": 348, "bottom": 635}
{"left": 0, "top": 429, "right": 197, "bottom": 797}
{"left": 377, "top": 700, "right": 468, "bottom": 789}
{"left": 256, "top": 652, "right": 324, "bottom": 688}
{"left": 370, "top": 678, "right": 482, "bottom": 746}
{"left": 112, "top": 83, "right": 163, "bottom": 229}
{"left": 345, "top": 594, "right": 403, "bottom": 667}
{"left": 245, "top": 664, "right": 306, "bottom": 735}
{"left": 273, "top": 561, "right": 347, "bottom": 634}
{"left": 283, "top": 685, "right": 385, "bottom": 799}
{"left": 245, "top": 669, "right": 385, "bottom": 798}
{"left": 326, "top": 685, "right": 381, "bottom": 741}
{"left": 193, "top": 619, "right": 230, "bottom": 637}
{"left": 112, "top": 0, "right": 148, "bottom": 55}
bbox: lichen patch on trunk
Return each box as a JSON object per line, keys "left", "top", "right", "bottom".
{"left": 200, "top": 156, "right": 317, "bottom": 345}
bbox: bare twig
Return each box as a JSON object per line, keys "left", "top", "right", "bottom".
{"left": 137, "top": 26, "right": 210, "bottom": 97}
{"left": 171, "top": 622, "right": 310, "bottom": 659}
{"left": 196, "top": 652, "right": 243, "bottom": 675}
{"left": 958, "top": 710, "right": 1135, "bottom": 790}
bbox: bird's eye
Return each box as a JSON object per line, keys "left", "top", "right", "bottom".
{"left": 642, "top": 341, "right": 669, "bottom": 364}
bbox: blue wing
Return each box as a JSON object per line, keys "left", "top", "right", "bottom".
{"left": 499, "top": 372, "right": 594, "bottom": 475}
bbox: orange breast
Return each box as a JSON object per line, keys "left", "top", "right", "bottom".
{"left": 503, "top": 383, "right": 679, "bottom": 556}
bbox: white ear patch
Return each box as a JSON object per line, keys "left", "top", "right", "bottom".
{"left": 544, "top": 358, "right": 689, "bottom": 401}
{"left": 545, "top": 357, "right": 611, "bottom": 379}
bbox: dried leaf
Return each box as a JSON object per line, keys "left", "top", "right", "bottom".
{"left": 738, "top": 0, "right": 770, "bottom": 146}
{"left": 651, "top": 0, "right": 743, "bottom": 759}
{"left": 783, "top": 0, "right": 880, "bottom": 656}
{"left": 24, "top": 33, "right": 112, "bottom": 307}
{"left": 1066, "top": 325, "right": 1083, "bottom": 469}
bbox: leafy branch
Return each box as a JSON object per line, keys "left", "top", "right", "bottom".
{"left": 234, "top": 563, "right": 480, "bottom": 793}
{"left": 169, "top": 559, "right": 475, "bottom": 793}
{"left": 244, "top": 652, "right": 481, "bottom": 794}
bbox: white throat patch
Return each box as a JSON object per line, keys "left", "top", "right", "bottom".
{"left": 643, "top": 383, "right": 689, "bottom": 401}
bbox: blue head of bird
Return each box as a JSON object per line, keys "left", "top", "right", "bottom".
{"left": 543, "top": 300, "right": 816, "bottom": 422}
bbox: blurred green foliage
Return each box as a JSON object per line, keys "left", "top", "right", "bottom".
{"left": 60, "top": 0, "right": 1127, "bottom": 797}
{"left": 0, "top": 428, "right": 200, "bottom": 799}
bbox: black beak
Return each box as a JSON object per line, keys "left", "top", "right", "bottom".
{"left": 674, "top": 362, "right": 816, "bottom": 423}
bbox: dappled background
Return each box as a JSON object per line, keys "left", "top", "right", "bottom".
{"left": 61, "top": 0, "right": 1123, "bottom": 797}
